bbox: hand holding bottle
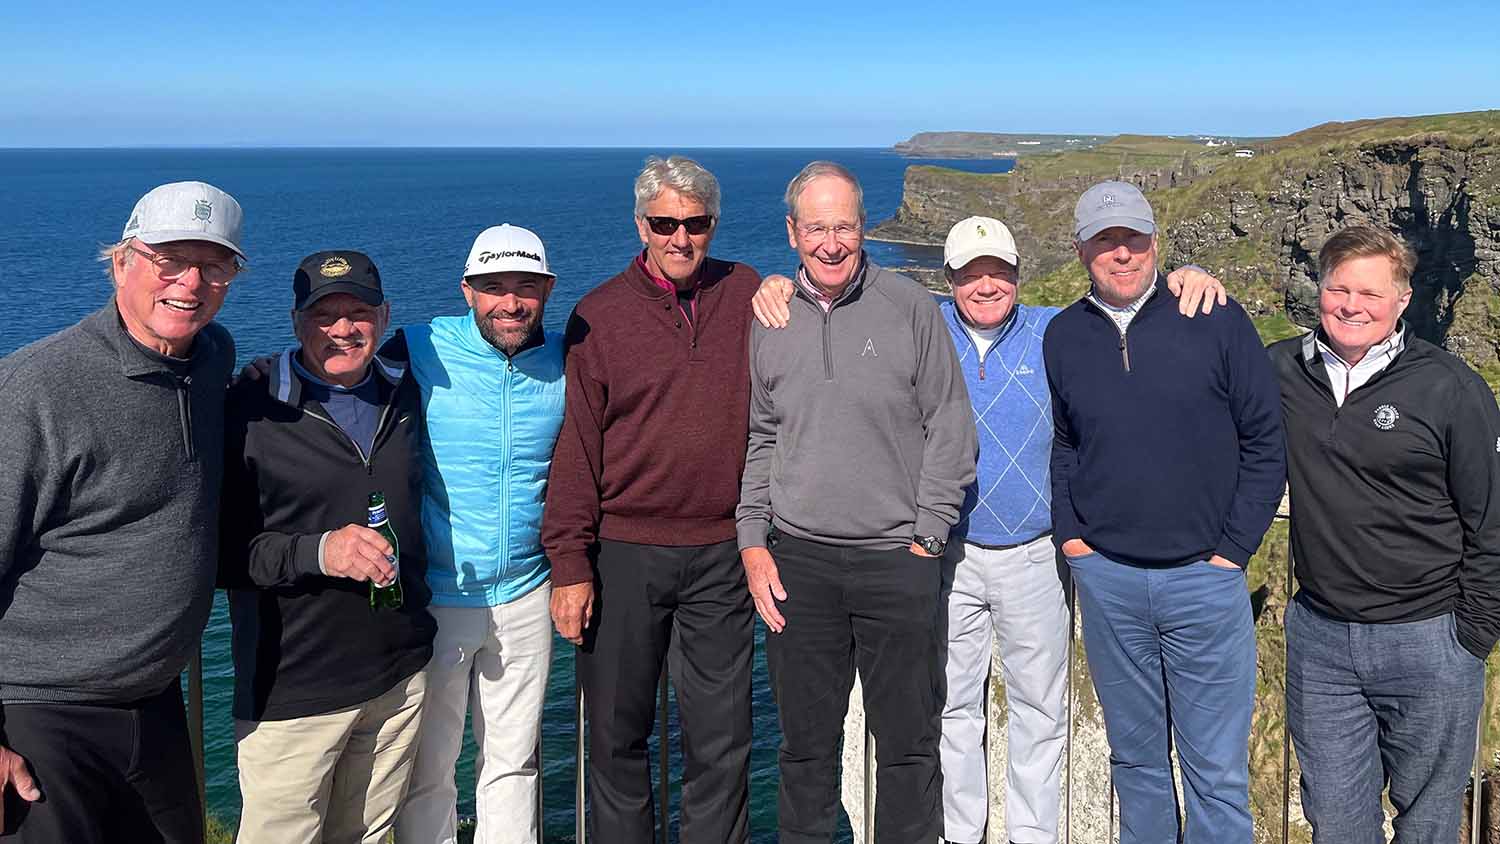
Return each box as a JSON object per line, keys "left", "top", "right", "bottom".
{"left": 324, "top": 524, "right": 396, "bottom": 586}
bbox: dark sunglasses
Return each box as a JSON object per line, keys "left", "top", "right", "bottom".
{"left": 645, "top": 215, "right": 715, "bottom": 236}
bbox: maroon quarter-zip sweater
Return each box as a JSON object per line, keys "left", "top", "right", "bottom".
{"left": 542, "top": 256, "right": 761, "bottom": 587}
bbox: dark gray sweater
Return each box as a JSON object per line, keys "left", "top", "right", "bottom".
{"left": 0, "top": 301, "right": 233, "bottom": 704}
{"left": 737, "top": 261, "right": 977, "bottom": 550}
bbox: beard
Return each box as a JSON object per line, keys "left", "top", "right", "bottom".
{"left": 475, "top": 306, "right": 543, "bottom": 357}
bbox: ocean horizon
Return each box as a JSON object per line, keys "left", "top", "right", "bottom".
{"left": 0, "top": 147, "right": 1015, "bottom": 841}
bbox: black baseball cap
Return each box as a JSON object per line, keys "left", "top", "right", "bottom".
{"left": 293, "top": 250, "right": 384, "bottom": 310}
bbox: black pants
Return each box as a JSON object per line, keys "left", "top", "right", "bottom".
{"left": 765, "top": 534, "right": 944, "bottom": 844}
{"left": 0, "top": 678, "right": 203, "bottom": 844}
{"left": 578, "top": 538, "right": 754, "bottom": 844}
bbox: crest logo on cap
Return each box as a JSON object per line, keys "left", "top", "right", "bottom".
{"left": 1373, "top": 404, "right": 1399, "bottom": 430}
{"left": 976, "top": 224, "right": 987, "bottom": 238}
{"left": 125, "top": 215, "right": 140, "bottom": 233}
{"left": 319, "top": 257, "right": 352, "bottom": 278}
{"left": 194, "top": 200, "right": 213, "bottom": 222}
{"left": 1100, "top": 193, "right": 1118, "bottom": 208}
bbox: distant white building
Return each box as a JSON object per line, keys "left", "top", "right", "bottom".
{"left": 1017, "top": 140, "right": 1041, "bottom": 146}
{"left": 1234, "top": 149, "right": 1256, "bottom": 158}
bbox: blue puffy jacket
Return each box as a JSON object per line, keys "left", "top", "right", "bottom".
{"left": 406, "top": 314, "right": 566, "bottom": 607}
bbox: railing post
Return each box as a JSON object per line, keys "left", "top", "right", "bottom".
{"left": 658, "top": 667, "right": 670, "bottom": 841}
{"left": 1282, "top": 532, "right": 1294, "bottom": 844}
{"left": 1469, "top": 716, "right": 1482, "bottom": 844}
{"left": 863, "top": 724, "right": 875, "bottom": 843}
{"left": 576, "top": 671, "right": 587, "bottom": 844}
{"left": 1064, "top": 582, "right": 1075, "bottom": 844}
{"left": 188, "top": 643, "right": 206, "bottom": 837}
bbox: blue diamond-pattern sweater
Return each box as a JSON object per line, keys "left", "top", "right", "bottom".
{"left": 945, "top": 300, "right": 1060, "bottom": 547}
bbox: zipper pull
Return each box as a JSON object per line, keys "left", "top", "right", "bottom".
{"left": 978, "top": 363, "right": 986, "bottom": 380}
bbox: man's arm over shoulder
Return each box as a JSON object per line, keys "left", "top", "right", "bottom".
{"left": 541, "top": 306, "right": 608, "bottom": 587}
{"left": 1216, "top": 303, "right": 1287, "bottom": 566}
{"left": 1444, "top": 361, "right": 1500, "bottom": 659}
{"left": 911, "top": 294, "right": 977, "bottom": 541}
{"left": 736, "top": 324, "right": 778, "bottom": 550}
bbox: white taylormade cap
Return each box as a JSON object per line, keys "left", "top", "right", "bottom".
{"left": 944, "top": 215, "right": 1019, "bottom": 271}
{"left": 463, "top": 224, "right": 555, "bottom": 279}
{"left": 122, "top": 181, "right": 246, "bottom": 260}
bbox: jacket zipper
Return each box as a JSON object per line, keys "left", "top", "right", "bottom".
{"left": 303, "top": 401, "right": 396, "bottom": 475}
{"left": 498, "top": 358, "right": 513, "bottom": 585}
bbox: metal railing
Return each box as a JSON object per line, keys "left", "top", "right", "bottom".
{"left": 188, "top": 526, "right": 1495, "bottom": 842}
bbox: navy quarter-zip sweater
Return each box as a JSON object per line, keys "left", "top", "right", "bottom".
{"left": 1043, "top": 275, "right": 1285, "bottom": 568}
{"left": 1270, "top": 328, "right": 1500, "bottom": 659}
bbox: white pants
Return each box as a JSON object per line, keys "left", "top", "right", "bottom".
{"left": 235, "top": 669, "right": 427, "bottom": 844}
{"left": 940, "top": 536, "right": 1070, "bottom": 844}
{"left": 395, "top": 582, "right": 553, "bottom": 844}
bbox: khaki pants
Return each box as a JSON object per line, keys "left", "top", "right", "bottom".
{"left": 396, "top": 582, "right": 553, "bottom": 844}
{"left": 234, "top": 669, "right": 427, "bottom": 844}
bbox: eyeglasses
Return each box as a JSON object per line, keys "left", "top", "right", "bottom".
{"left": 645, "top": 215, "right": 715, "bottom": 236}
{"left": 126, "top": 243, "right": 241, "bottom": 287}
{"left": 797, "top": 223, "right": 862, "bottom": 242}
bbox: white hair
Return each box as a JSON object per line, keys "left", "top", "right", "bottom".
{"left": 633, "top": 155, "right": 721, "bottom": 219}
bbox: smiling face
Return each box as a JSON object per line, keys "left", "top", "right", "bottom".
{"left": 635, "top": 187, "right": 714, "bottom": 288}
{"left": 293, "top": 293, "right": 390, "bottom": 388}
{"left": 786, "top": 174, "right": 864, "bottom": 296}
{"left": 1319, "top": 253, "right": 1411, "bottom": 364}
{"left": 112, "top": 238, "right": 233, "bottom": 357}
{"left": 1076, "top": 226, "right": 1158, "bottom": 307}
{"left": 950, "top": 255, "right": 1020, "bottom": 329}
{"left": 462, "top": 271, "right": 554, "bottom": 356}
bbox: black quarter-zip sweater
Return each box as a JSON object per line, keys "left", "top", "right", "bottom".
{"left": 219, "top": 331, "right": 435, "bottom": 721}
{"left": 1270, "top": 327, "right": 1500, "bottom": 659}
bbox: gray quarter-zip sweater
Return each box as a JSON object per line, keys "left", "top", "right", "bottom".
{"left": 737, "top": 260, "right": 977, "bottom": 550}
{"left": 0, "top": 300, "right": 233, "bottom": 704}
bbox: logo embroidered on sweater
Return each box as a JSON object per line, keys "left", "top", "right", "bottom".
{"left": 1373, "top": 404, "right": 1399, "bottom": 430}
{"left": 1015, "top": 364, "right": 1035, "bottom": 376}
{"left": 862, "top": 338, "right": 878, "bottom": 357}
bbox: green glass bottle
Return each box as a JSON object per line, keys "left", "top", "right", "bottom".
{"left": 367, "top": 491, "right": 404, "bottom": 610}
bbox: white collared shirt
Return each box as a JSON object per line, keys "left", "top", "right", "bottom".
{"left": 1088, "top": 283, "right": 1157, "bottom": 334}
{"left": 1316, "top": 326, "right": 1405, "bottom": 407}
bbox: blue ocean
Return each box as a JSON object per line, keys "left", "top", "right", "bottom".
{"left": 0, "top": 147, "right": 1014, "bottom": 841}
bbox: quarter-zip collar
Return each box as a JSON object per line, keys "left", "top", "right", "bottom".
{"left": 83, "top": 298, "right": 226, "bottom": 380}
{"left": 1299, "top": 320, "right": 1408, "bottom": 405}
{"left": 271, "top": 343, "right": 407, "bottom": 409}
{"left": 793, "top": 252, "right": 869, "bottom": 312}
{"left": 1086, "top": 275, "right": 1159, "bottom": 334}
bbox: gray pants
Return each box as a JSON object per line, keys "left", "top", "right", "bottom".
{"left": 1286, "top": 596, "right": 1486, "bottom": 844}
{"left": 940, "top": 535, "right": 1070, "bottom": 844}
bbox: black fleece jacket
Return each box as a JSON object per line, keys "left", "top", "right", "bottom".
{"left": 1271, "top": 328, "right": 1500, "bottom": 659}
{"left": 219, "top": 331, "right": 435, "bottom": 721}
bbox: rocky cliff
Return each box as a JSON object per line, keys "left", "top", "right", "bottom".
{"left": 871, "top": 111, "right": 1500, "bottom": 378}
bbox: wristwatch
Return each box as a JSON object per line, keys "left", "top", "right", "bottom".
{"left": 913, "top": 535, "right": 946, "bottom": 556}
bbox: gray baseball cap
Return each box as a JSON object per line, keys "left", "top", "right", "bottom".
{"left": 122, "top": 181, "right": 246, "bottom": 260}
{"left": 1074, "top": 181, "right": 1155, "bottom": 242}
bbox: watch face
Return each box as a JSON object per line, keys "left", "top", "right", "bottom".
{"left": 918, "top": 536, "right": 945, "bottom": 555}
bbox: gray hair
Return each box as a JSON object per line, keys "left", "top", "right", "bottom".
{"left": 784, "top": 161, "right": 865, "bottom": 223}
{"left": 633, "top": 155, "right": 721, "bottom": 219}
{"left": 97, "top": 239, "right": 130, "bottom": 277}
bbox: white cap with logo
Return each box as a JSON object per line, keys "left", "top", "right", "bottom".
{"left": 463, "top": 224, "right": 556, "bottom": 279}
{"left": 122, "top": 181, "right": 246, "bottom": 260}
{"left": 944, "top": 215, "right": 1019, "bottom": 271}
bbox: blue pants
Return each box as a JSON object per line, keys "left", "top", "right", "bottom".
{"left": 1067, "top": 552, "right": 1256, "bottom": 844}
{"left": 1286, "top": 596, "right": 1485, "bottom": 844}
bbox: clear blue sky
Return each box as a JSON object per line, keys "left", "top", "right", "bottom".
{"left": 4, "top": 0, "right": 1497, "bottom": 147}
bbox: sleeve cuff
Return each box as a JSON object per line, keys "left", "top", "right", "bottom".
{"left": 548, "top": 551, "right": 595, "bottom": 588}
{"left": 316, "top": 531, "right": 331, "bottom": 575}
{"left": 293, "top": 533, "right": 325, "bottom": 579}
{"left": 1214, "top": 537, "right": 1254, "bottom": 568}
{"left": 737, "top": 520, "right": 769, "bottom": 551}
{"left": 912, "top": 513, "right": 952, "bottom": 544}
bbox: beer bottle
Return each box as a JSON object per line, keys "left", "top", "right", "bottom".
{"left": 367, "top": 491, "right": 404, "bottom": 610}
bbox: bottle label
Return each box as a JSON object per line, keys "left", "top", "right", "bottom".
{"left": 368, "top": 504, "right": 388, "bottom": 526}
